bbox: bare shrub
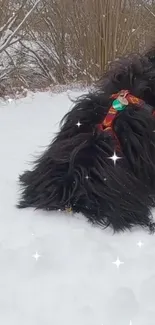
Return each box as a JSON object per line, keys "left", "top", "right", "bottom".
{"left": 0, "top": 0, "right": 155, "bottom": 96}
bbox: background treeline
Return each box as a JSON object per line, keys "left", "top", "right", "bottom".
{"left": 0, "top": 0, "right": 155, "bottom": 95}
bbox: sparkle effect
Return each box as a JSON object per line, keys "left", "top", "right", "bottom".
{"left": 137, "top": 241, "right": 144, "bottom": 248}
{"left": 76, "top": 121, "right": 82, "bottom": 127}
{"left": 112, "top": 257, "right": 124, "bottom": 269}
{"left": 32, "top": 252, "right": 41, "bottom": 261}
{"left": 85, "top": 175, "right": 90, "bottom": 180}
{"left": 108, "top": 151, "right": 122, "bottom": 166}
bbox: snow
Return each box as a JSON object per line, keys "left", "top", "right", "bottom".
{"left": 0, "top": 90, "right": 155, "bottom": 325}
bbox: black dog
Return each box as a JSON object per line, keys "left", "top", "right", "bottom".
{"left": 18, "top": 48, "right": 155, "bottom": 233}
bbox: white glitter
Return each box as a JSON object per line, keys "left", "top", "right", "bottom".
{"left": 108, "top": 151, "right": 122, "bottom": 166}
{"left": 32, "top": 252, "right": 41, "bottom": 261}
{"left": 137, "top": 241, "right": 144, "bottom": 248}
{"left": 112, "top": 257, "right": 124, "bottom": 269}
{"left": 76, "top": 121, "right": 82, "bottom": 127}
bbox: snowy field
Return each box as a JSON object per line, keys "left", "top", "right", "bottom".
{"left": 1, "top": 90, "right": 155, "bottom": 325}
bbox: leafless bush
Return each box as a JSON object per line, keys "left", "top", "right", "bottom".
{"left": 0, "top": 0, "right": 155, "bottom": 97}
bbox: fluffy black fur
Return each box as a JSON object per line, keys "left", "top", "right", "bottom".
{"left": 18, "top": 48, "right": 155, "bottom": 233}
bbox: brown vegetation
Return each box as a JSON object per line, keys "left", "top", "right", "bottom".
{"left": 0, "top": 0, "right": 155, "bottom": 96}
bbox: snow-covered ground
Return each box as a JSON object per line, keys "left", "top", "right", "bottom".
{"left": 0, "top": 90, "right": 155, "bottom": 325}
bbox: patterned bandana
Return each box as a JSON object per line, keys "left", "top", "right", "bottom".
{"left": 98, "top": 90, "right": 154, "bottom": 133}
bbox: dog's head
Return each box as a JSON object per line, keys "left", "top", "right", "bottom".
{"left": 98, "top": 47, "right": 155, "bottom": 107}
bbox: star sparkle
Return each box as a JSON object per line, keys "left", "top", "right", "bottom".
{"left": 137, "top": 241, "right": 144, "bottom": 248}
{"left": 76, "top": 121, "right": 82, "bottom": 127}
{"left": 112, "top": 257, "right": 124, "bottom": 269}
{"left": 32, "top": 252, "right": 41, "bottom": 261}
{"left": 108, "top": 151, "right": 122, "bottom": 166}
